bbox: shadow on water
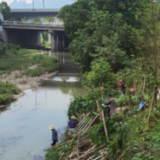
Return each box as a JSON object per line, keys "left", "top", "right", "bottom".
{"left": 49, "top": 51, "right": 80, "bottom": 73}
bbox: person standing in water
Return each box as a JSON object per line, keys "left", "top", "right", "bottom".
{"left": 106, "top": 94, "right": 116, "bottom": 117}
{"left": 49, "top": 125, "right": 58, "bottom": 146}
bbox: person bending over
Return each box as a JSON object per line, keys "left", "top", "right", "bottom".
{"left": 67, "top": 116, "right": 78, "bottom": 135}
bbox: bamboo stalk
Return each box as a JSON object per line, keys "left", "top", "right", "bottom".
{"left": 117, "top": 147, "right": 129, "bottom": 160}
{"left": 102, "top": 110, "right": 109, "bottom": 143}
{"left": 79, "top": 140, "right": 91, "bottom": 148}
{"left": 100, "top": 85, "right": 109, "bottom": 143}
{"left": 59, "top": 150, "right": 66, "bottom": 160}
{"left": 85, "top": 145, "right": 96, "bottom": 154}
{"left": 142, "top": 75, "right": 147, "bottom": 95}
{"left": 77, "top": 113, "right": 91, "bottom": 132}
{"left": 82, "top": 119, "right": 93, "bottom": 131}
{"left": 86, "top": 115, "right": 99, "bottom": 130}
{"left": 79, "top": 137, "right": 90, "bottom": 145}
{"left": 78, "top": 112, "right": 90, "bottom": 128}
{"left": 93, "top": 154, "right": 103, "bottom": 160}
{"left": 147, "top": 91, "right": 155, "bottom": 123}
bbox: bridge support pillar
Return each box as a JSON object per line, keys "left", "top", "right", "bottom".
{"left": 50, "top": 31, "right": 55, "bottom": 52}
{"left": 3, "top": 29, "right": 8, "bottom": 43}
{"left": 48, "top": 33, "right": 51, "bottom": 44}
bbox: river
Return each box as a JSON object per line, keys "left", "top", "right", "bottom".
{"left": 0, "top": 52, "right": 85, "bottom": 160}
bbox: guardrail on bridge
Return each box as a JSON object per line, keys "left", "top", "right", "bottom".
{"left": 2, "top": 20, "right": 64, "bottom": 27}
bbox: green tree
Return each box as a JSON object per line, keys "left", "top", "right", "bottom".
{"left": 0, "top": 1, "right": 11, "bottom": 20}
{"left": 58, "top": 0, "right": 151, "bottom": 72}
{"left": 83, "top": 58, "right": 115, "bottom": 89}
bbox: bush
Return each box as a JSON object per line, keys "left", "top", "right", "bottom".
{"left": 67, "top": 91, "right": 97, "bottom": 118}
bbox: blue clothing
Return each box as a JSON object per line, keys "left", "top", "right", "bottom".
{"left": 138, "top": 101, "right": 146, "bottom": 110}
{"left": 68, "top": 120, "right": 78, "bottom": 128}
{"left": 52, "top": 129, "right": 58, "bottom": 142}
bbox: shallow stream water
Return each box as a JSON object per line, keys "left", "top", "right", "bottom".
{"left": 0, "top": 76, "right": 86, "bottom": 160}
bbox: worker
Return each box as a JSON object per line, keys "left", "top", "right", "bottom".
{"left": 130, "top": 88, "right": 135, "bottom": 94}
{"left": 119, "top": 80, "right": 126, "bottom": 94}
{"left": 106, "top": 94, "right": 116, "bottom": 117}
{"left": 49, "top": 125, "right": 58, "bottom": 146}
{"left": 67, "top": 116, "right": 78, "bottom": 135}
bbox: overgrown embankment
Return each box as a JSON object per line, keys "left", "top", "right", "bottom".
{"left": 45, "top": 0, "right": 160, "bottom": 159}
{"left": 45, "top": 86, "right": 160, "bottom": 160}
{"left": 45, "top": 58, "right": 160, "bottom": 160}
{"left": 0, "top": 44, "right": 58, "bottom": 107}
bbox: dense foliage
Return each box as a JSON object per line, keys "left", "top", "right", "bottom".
{"left": 58, "top": 0, "right": 151, "bottom": 72}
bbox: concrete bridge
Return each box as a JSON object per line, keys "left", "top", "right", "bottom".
{"left": 10, "top": 9, "right": 60, "bottom": 19}
{"left": 2, "top": 21, "right": 69, "bottom": 51}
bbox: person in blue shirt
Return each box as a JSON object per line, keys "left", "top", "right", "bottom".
{"left": 49, "top": 125, "right": 58, "bottom": 146}
{"left": 67, "top": 116, "right": 78, "bottom": 135}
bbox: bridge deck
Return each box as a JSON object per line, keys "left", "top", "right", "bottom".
{"left": 11, "top": 8, "right": 60, "bottom": 13}
{"left": 2, "top": 21, "right": 64, "bottom": 31}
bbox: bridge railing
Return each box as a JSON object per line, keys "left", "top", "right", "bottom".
{"left": 2, "top": 20, "right": 64, "bottom": 26}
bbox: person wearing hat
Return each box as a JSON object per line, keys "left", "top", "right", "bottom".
{"left": 67, "top": 116, "right": 78, "bottom": 135}
{"left": 119, "top": 80, "right": 126, "bottom": 94}
{"left": 49, "top": 125, "right": 58, "bottom": 146}
{"left": 106, "top": 94, "right": 116, "bottom": 117}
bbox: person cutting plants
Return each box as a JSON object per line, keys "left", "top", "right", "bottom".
{"left": 67, "top": 116, "right": 78, "bottom": 135}
{"left": 106, "top": 94, "right": 116, "bottom": 117}
{"left": 119, "top": 80, "right": 126, "bottom": 94}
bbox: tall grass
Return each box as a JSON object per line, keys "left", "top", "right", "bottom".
{"left": 0, "top": 82, "right": 19, "bottom": 104}
{"left": 16, "top": 49, "right": 38, "bottom": 56}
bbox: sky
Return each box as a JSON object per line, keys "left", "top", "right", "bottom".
{"left": 0, "top": 0, "right": 33, "bottom": 4}
{"left": 0, "top": 0, "right": 73, "bottom": 8}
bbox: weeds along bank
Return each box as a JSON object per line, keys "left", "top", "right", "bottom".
{"left": 0, "top": 44, "right": 58, "bottom": 77}
{"left": 0, "top": 81, "right": 19, "bottom": 107}
{"left": 0, "top": 44, "right": 58, "bottom": 107}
